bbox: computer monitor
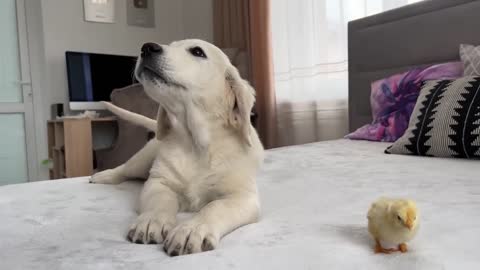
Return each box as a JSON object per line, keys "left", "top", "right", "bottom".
{"left": 66, "top": 51, "right": 138, "bottom": 110}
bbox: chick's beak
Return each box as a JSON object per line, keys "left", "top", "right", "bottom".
{"left": 405, "top": 220, "right": 413, "bottom": 230}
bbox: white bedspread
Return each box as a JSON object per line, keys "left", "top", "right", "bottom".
{"left": 1, "top": 140, "right": 479, "bottom": 269}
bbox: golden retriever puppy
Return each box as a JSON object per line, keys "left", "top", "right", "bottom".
{"left": 90, "top": 39, "right": 264, "bottom": 256}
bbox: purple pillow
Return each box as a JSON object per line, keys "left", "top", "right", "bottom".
{"left": 346, "top": 62, "right": 464, "bottom": 142}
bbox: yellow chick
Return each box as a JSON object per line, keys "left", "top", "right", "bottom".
{"left": 367, "top": 197, "right": 419, "bottom": 254}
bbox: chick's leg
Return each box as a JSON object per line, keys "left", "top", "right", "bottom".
{"left": 374, "top": 239, "right": 397, "bottom": 254}
{"left": 398, "top": 243, "right": 408, "bottom": 253}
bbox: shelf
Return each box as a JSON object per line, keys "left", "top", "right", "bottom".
{"left": 53, "top": 146, "right": 65, "bottom": 152}
{"left": 48, "top": 116, "right": 117, "bottom": 123}
{"left": 47, "top": 117, "right": 96, "bottom": 179}
{"left": 92, "top": 116, "right": 117, "bottom": 122}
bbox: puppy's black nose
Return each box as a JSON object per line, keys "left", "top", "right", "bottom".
{"left": 141, "top": 42, "right": 163, "bottom": 58}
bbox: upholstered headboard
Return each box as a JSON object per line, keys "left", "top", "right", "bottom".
{"left": 348, "top": 0, "right": 480, "bottom": 132}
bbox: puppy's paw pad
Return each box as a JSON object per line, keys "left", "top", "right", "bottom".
{"left": 127, "top": 212, "right": 175, "bottom": 245}
{"left": 164, "top": 222, "right": 218, "bottom": 256}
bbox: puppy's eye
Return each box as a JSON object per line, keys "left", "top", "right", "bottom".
{"left": 397, "top": 215, "right": 402, "bottom": 221}
{"left": 189, "top": 47, "right": 207, "bottom": 58}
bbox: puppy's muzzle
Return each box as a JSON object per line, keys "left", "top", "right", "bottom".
{"left": 137, "top": 42, "right": 165, "bottom": 81}
{"left": 137, "top": 42, "right": 186, "bottom": 90}
{"left": 141, "top": 42, "right": 163, "bottom": 58}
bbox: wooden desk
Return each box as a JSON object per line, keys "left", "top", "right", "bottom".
{"left": 47, "top": 117, "right": 116, "bottom": 179}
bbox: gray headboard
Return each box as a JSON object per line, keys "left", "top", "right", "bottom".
{"left": 348, "top": 0, "right": 480, "bottom": 132}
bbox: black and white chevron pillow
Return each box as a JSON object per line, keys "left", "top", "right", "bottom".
{"left": 386, "top": 76, "right": 480, "bottom": 159}
{"left": 460, "top": 44, "right": 480, "bottom": 76}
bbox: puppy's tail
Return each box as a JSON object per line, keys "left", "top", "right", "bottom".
{"left": 102, "top": 101, "right": 156, "bottom": 132}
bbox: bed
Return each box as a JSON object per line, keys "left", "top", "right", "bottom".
{"left": 1, "top": 140, "right": 479, "bottom": 269}
{"left": 2, "top": 0, "right": 480, "bottom": 269}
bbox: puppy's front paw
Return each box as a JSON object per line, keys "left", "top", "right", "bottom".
{"left": 90, "top": 169, "right": 125, "bottom": 185}
{"left": 164, "top": 221, "right": 218, "bottom": 256}
{"left": 127, "top": 211, "right": 176, "bottom": 244}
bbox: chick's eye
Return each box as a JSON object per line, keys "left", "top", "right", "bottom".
{"left": 189, "top": 47, "right": 207, "bottom": 58}
{"left": 397, "top": 215, "right": 402, "bottom": 221}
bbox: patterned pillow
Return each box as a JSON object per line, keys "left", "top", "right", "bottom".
{"left": 460, "top": 44, "right": 480, "bottom": 76}
{"left": 385, "top": 76, "right": 480, "bottom": 159}
{"left": 346, "top": 62, "right": 464, "bottom": 142}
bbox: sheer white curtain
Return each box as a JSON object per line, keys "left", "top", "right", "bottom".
{"left": 271, "top": 0, "right": 423, "bottom": 147}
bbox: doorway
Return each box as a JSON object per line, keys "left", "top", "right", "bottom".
{"left": 0, "top": 0, "right": 37, "bottom": 185}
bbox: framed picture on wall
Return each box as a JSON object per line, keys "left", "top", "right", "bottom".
{"left": 83, "top": 0, "right": 115, "bottom": 23}
{"left": 127, "top": 0, "right": 155, "bottom": 28}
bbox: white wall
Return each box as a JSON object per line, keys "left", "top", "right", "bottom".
{"left": 181, "top": 0, "right": 214, "bottom": 40}
{"left": 42, "top": 0, "right": 213, "bottom": 108}
{"left": 29, "top": 0, "right": 213, "bottom": 180}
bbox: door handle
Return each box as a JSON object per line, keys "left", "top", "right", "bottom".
{"left": 21, "top": 88, "right": 33, "bottom": 100}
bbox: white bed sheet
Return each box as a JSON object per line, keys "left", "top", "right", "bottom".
{"left": 1, "top": 140, "right": 479, "bottom": 270}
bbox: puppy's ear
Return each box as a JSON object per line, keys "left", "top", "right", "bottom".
{"left": 156, "top": 106, "right": 171, "bottom": 140}
{"left": 226, "top": 65, "right": 255, "bottom": 146}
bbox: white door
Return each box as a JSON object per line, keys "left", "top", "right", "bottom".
{"left": 0, "top": 0, "right": 37, "bottom": 185}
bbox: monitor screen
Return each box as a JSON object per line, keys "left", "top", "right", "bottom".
{"left": 66, "top": 51, "right": 137, "bottom": 102}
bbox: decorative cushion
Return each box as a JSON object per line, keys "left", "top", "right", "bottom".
{"left": 346, "top": 62, "right": 463, "bottom": 142}
{"left": 385, "top": 76, "right": 480, "bottom": 159}
{"left": 460, "top": 44, "right": 480, "bottom": 76}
